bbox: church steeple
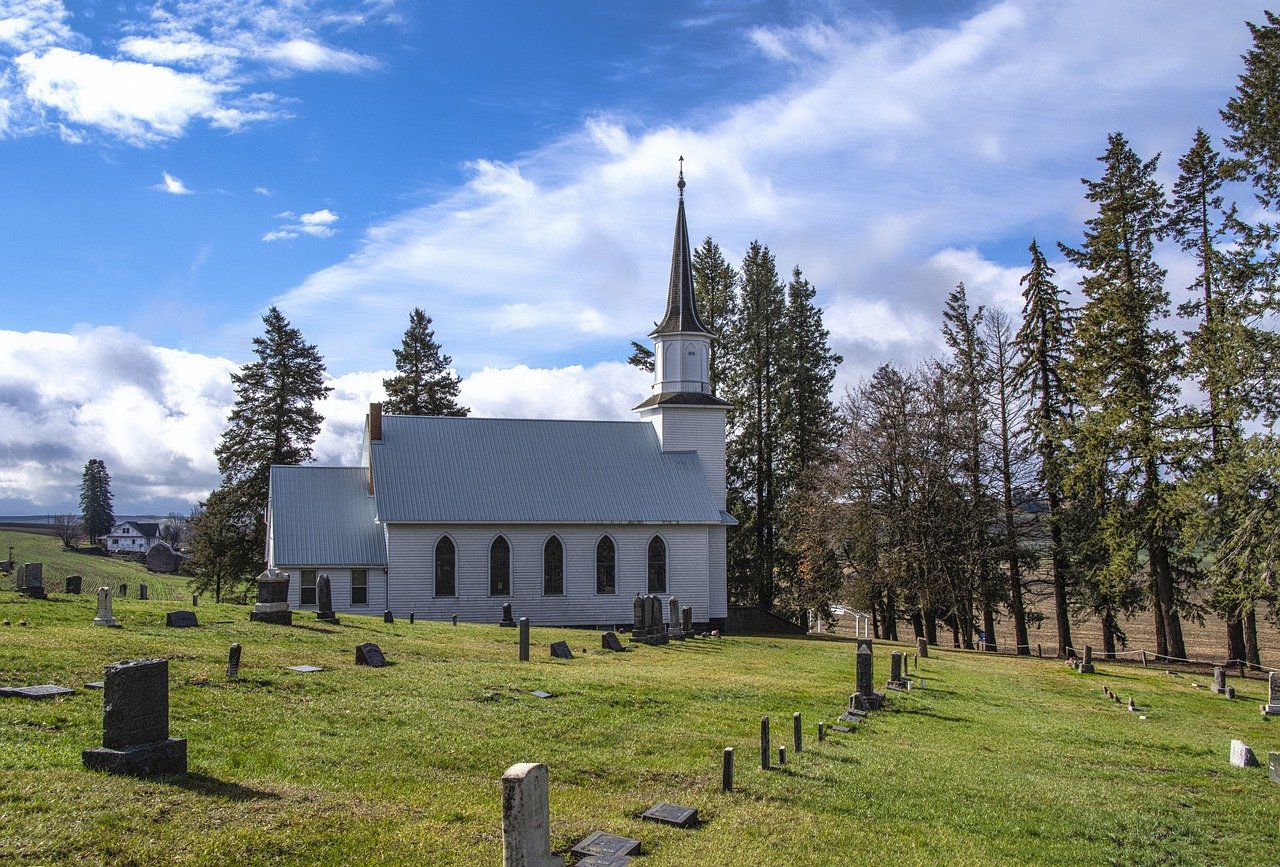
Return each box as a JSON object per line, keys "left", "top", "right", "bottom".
{"left": 650, "top": 158, "right": 711, "bottom": 338}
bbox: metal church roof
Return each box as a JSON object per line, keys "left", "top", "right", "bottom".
{"left": 269, "top": 466, "right": 387, "bottom": 566}
{"left": 370, "top": 415, "right": 723, "bottom": 524}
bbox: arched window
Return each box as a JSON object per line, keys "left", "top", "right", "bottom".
{"left": 596, "top": 536, "right": 616, "bottom": 594}
{"left": 434, "top": 536, "right": 456, "bottom": 597}
{"left": 490, "top": 536, "right": 511, "bottom": 596}
{"left": 543, "top": 536, "right": 564, "bottom": 595}
{"left": 647, "top": 535, "right": 667, "bottom": 593}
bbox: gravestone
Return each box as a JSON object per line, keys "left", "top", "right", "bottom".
{"left": 192, "top": 594, "right": 198, "bottom": 607}
{"left": 550, "top": 641, "right": 573, "bottom": 660}
{"left": 383, "top": 610, "right": 394, "bottom": 624}
{"left": 887, "top": 651, "right": 908, "bottom": 689}
{"left": 632, "top": 593, "right": 645, "bottom": 633}
{"left": 15, "top": 562, "right": 26, "bottom": 592}
{"left": 501, "top": 602, "right": 516, "bottom": 627}
{"left": 1262, "top": 671, "right": 1280, "bottom": 717}
{"left": 571, "top": 832, "right": 640, "bottom": 863}
{"left": 0, "top": 684, "right": 75, "bottom": 699}
{"left": 119, "top": 583, "right": 127, "bottom": 598}
{"left": 1127, "top": 697, "right": 1138, "bottom": 712}
{"left": 856, "top": 642, "right": 874, "bottom": 697}
{"left": 501, "top": 762, "right": 565, "bottom": 867}
{"left": 139, "top": 583, "right": 149, "bottom": 601}
{"left": 65, "top": 575, "right": 82, "bottom": 595}
{"left": 409, "top": 612, "right": 415, "bottom": 625}
{"left": 165, "top": 611, "right": 198, "bottom": 628}
{"left": 1213, "top": 666, "right": 1228, "bottom": 695}
{"left": 601, "top": 631, "right": 627, "bottom": 652}
{"left": 249, "top": 568, "right": 291, "bottom": 625}
{"left": 1078, "top": 645, "right": 1095, "bottom": 674}
{"left": 917, "top": 636, "right": 928, "bottom": 658}
{"left": 82, "top": 658, "right": 187, "bottom": 777}
{"left": 355, "top": 642, "right": 388, "bottom": 667}
{"left": 93, "top": 586, "right": 121, "bottom": 628}
{"left": 642, "top": 802, "right": 698, "bottom": 828}
{"left": 668, "top": 597, "right": 681, "bottom": 639}
{"left": 779, "top": 744, "right": 786, "bottom": 765}
{"left": 1270, "top": 752, "right": 1280, "bottom": 785}
{"left": 761, "top": 716, "right": 771, "bottom": 770}
{"left": 818, "top": 721, "right": 826, "bottom": 742}
{"left": 21, "top": 563, "right": 46, "bottom": 599}
{"left": 226, "top": 643, "right": 241, "bottom": 679}
{"left": 316, "top": 573, "right": 338, "bottom": 623}
{"left": 793, "top": 711, "right": 803, "bottom": 752}
{"left": 722, "top": 746, "right": 734, "bottom": 792}
{"left": 519, "top": 617, "right": 530, "bottom": 662}
{"left": 287, "top": 665, "right": 323, "bottom": 673}
{"left": 1230, "top": 739, "right": 1260, "bottom": 768}
{"left": 681, "top": 606, "right": 693, "bottom": 636}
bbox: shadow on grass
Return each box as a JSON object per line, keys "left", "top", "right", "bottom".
{"left": 162, "top": 772, "right": 281, "bottom": 802}
{"left": 286, "top": 623, "right": 342, "bottom": 634}
{"left": 898, "top": 708, "right": 972, "bottom": 723}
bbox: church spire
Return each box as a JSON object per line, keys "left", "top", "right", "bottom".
{"left": 650, "top": 157, "right": 711, "bottom": 337}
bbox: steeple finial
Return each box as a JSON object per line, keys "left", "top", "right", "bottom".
{"left": 678, "top": 155, "right": 685, "bottom": 197}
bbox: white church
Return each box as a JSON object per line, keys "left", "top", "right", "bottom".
{"left": 265, "top": 174, "right": 733, "bottom": 630}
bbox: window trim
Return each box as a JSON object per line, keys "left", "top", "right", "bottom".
{"left": 300, "top": 569, "right": 317, "bottom": 606}
{"left": 489, "top": 534, "right": 511, "bottom": 597}
{"left": 434, "top": 535, "right": 457, "bottom": 598}
{"left": 647, "top": 534, "right": 667, "bottom": 594}
{"left": 542, "top": 534, "right": 565, "bottom": 596}
{"left": 350, "top": 568, "right": 369, "bottom": 606}
{"left": 595, "top": 534, "right": 617, "bottom": 595}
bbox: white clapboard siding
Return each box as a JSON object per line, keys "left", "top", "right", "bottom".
{"left": 283, "top": 566, "right": 387, "bottom": 613}
{"left": 383, "top": 523, "right": 713, "bottom": 626}
{"left": 708, "top": 525, "right": 728, "bottom": 619}
{"left": 642, "top": 408, "right": 726, "bottom": 508}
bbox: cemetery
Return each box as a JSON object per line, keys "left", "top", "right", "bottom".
{"left": 1, "top": 587, "right": 1279, "bottom": 865}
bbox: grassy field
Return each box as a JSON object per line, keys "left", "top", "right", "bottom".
{"left": 0, "top": 529, "right": 192, "bottom": 601}
{"left": 2, "top": 589, "right": 1278, "bottom": 866}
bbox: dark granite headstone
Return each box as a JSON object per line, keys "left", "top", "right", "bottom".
{"left": 518, "top": 617, "right": 530, "bottom": 662}
{"left": 119, "top": 583, "right": 127, "bottom": 598}
{"left": 249, "top": 569, "right": 291, "bottom": 625}
{"left": 761, "top": 715, "right": 771, "bottom": 770}
{"left": 192, "top": 594, "right": 198, "bottom": 606}
{"left": 82, "top": 658, "right": 186, "bottom": 777}
{"left": 165, "top": 611, "right": 198, "bottom": 628}
{"left": 451, "top": 613, "right": 458, "bottom": 626}
{"left": 65, "top": 575, "right": 82, "bottom": 595}
{"left": 571, "top": 832, "right": 642, "bottom": 861}
{"left": 139, "top": 583, "right": 149, "bottom": 601}
{"left": 383, "top": 610, "right": 394, "bottom": 624}
{"left": 681, "top": 606, "right": 693, "bottom": 636}
{"left": 633, "top": 593, "right": 645, "bottom": 630}
{"left": 22, "top": 563, "right": 46, "bottom": 599}
{"left": 226, "top": 643, "right": 241, "bottom": 679}
{"left": 550, "top": 640, "right": 574, "bottom": 660}
{"left": 355, "top": 642, "right": 388, "bottom": 668}
{"left": 641, "top": 802, "right": 698, "bottom": 828}
{"left": 409, "top": 612, "right": 415, "bottom": 625}
{"left": 917, "top": 636, "right": 928, "bottom": 658}
{"left": 316, "top": 574, "right": 338, "bottom": 623}
{"left": 500, "top": 602, "right": 515, "bottom": 627}
{"left": 0, "top": 684, "right": 74, "bottom": 699}
{"left": 856, "top": 642, "right": 874, "bottom": 697}
{"left": 601, "top": 631, "right": 627, "bottom": 652}
{"left": 1213, "top": 666, "right": 1228, "bottom": 695}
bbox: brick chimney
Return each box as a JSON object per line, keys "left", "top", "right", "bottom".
{"left": 369, "top": 402, "right": 382, "bottom": 442}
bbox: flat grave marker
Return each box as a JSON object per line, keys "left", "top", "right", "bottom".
{"left": 287, "top": 665, "right": 323, "bottom": 673}
{"left": 530, "top": 690, "right": 553, "bottom": 699}
{"left": 0, "top": 684, "right": 74, "bottom": 699}
{"left": 571, "top": 832, "right": 641, "bottom": 861}
{"left": 641, "top": 802, "right": 698, "bottom": 828}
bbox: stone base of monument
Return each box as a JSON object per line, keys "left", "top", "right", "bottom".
{"left": 250, "top": 610, "right": 293, "bottom": 626}
{"left": 316, "top": 611, "right": 340, "bottom": 624}
{"left": 500, "top": 619, "right": 517, "bottom": 628}
{"left": 852, "top": 692, "right": 884, "bottom": 712}
{"left": 1261, "top": 704, "right": 1280, "bottom": 717}
{"left": 885, "top": 679, "right": 910, "bottom": 691}
{"left": 82, "top": 738, "right": 187, "bottom": 777}
{"left": 1078, "top": 662, "right": 1095, "bottom": 674}
{"left": 92, "top": 617, "right": 122, "bottom": 628}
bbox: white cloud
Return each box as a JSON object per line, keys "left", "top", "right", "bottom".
{"left": 263, "top": 207, "right": 340, "bottom": 241}
{"left": 259, "top": 38, "right": 379, "bottom": 73}
{"left": 153, "top": 170, "right": 193, "bottom": 195}
{"left": 462, "top": 363, "right": 650, "bottom": 422}
{"left": 0, "top": 0, "right": 77, "bottom": 53}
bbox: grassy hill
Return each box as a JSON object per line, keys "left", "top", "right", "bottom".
{"left": 1, "top": 590, "right": 1277, "bottom": 866}
{"left": 0, "top": 529, "right": 192, "bottom": 601}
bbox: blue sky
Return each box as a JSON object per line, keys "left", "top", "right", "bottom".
{"left": 0, "top": 0, "right": 1269, "bottom": 515}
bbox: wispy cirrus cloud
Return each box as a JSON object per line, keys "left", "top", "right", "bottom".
{"left": 263, "top": 207, "right": 339, "bottom": 241}
{"left": 0, "top": 0, "right": 393, "bottom": 145}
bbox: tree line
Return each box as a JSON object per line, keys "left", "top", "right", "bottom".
{"left": 798, "top": 12, "right": 1280, "bottom": 662}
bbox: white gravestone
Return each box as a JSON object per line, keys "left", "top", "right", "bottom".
{"left": 501, "top": 762, "right": 564, "bottom": 867}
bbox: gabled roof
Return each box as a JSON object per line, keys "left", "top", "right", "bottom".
{"left": 269, "top": 466, "right": 387, "bottom": 566}
{"left": 370, "top": 415, "right": 723, "bottom": 524}
{"left": 108, "top": 521, "right": 160, "bottom": 538}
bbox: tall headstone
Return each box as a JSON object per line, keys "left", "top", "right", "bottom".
{"left": 93, "top": 586, "right": 121, "bottom": 628}
{"left": 22, "top": 563, "right": 47, "bottom": 599}
{"left": 65, "top": 575, "right": 82, "bottom": 594}
{"left": 119, "top": 583, "right": 127, "bottom": 598}
{"left": 1261, "top": 671, "right": 1280, "bottom": 717}
{"left": 888, "top": 651, "right": 907, "bottom": 688}
{"left": 383, "top": 610, "right": 394, "bottom": 624}
{"left": 249, "top": 568, "right": 291, "bottom": 626}
{"left": 668, "top": 597, "right": 682, "bottom": 639}
{"left": 519, "top": 617, "right": 530, "bottom": 662}
{"left": 681, "top": 606, "right": 693, "bottom": 636}
{"left": 760, "top": 716, "right": 771, "bottom": 771}
{"left": 856, "top": 642, "right": 874, "bottom": 697}
{"left": 139, "top": 583, "right": 149, "bottom": 601}
{"left": 1270, "top": 752, "right": 1280, "bottom": 785}
{"left": 316, "top": 573, "right": 338, "bottom": 623}
{"left": 226, "top": 643, "right": 241, "bottom": 680}
{"left": 501, "top": 763, "right": 565, "bottom": 867}
{"left": 632, "top": 593, "right": 645, "bottom": 634}
{"left": 15, "top": 562, "right": 26, "bottom": 593}
{"left": 1213, "top": 666, "right": 1228, "bottom": 695}
{"left": 793, "top": 712, "right": 802, "bottom": 753}
{"left": 82, "top": 658, "right": 187, "bottom": 776}
{"left": 722, "top": 747, "right": 734, "bottom": 792}
{"left": 501, "top": 602, "right": 516, "bottom": 627}
{"left": 917, "top": 636, "right": 928, "bottom": 658}
{"left": 1079, "top": 645, "right": 1095, "bottom": 674}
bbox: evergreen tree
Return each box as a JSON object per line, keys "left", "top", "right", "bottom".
{"left": 382, "top": 308, "right": 469, "bottom": 416}
{"left": 79, "top": 458, "right": 114, "bottom": 543}
{"left": 1015, "top": 240, "right": 1076, "bottom": 657}
{"left": 1059, "top": 133, "right": 1190, "bottom": 660}
{"left": 779, "top": 267, "right": 843, "bottom": 481}
{"left": 692, "top": 236, "right": 739, "bottom": 394}
{"left": 196, "top": 306, "right": 332, "bottom": 596}
{"left": 627, "top": 341, "right": 655, "bottom": 373}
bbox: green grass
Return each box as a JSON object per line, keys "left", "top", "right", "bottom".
{"left": 1, "top": 529, "right": 192, "bottom": 600}
{"left": 2, "top": 590, "right": 1278, "bottom": 866}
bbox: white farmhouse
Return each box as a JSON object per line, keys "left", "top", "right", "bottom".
{"left": 103, "top": 521, "right": 161, "bottom": 554}
{"left": 265, "top": 176, "right": 733, "bottom": 630}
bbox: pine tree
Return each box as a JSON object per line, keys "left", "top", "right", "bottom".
{"left": 382, "top": 308, "right": 469, "bottom": 416}
{"left": 779, "top": 267, "right": 843, "bottom": 481}
{"left": 79, "top": 458, "right": 114, "bottom": 544}
{"left": 692, "top": 237, "right": 739, "bottom": 394}
{"left": 197, "top": 306, "right": 332, "bottom": 595}
{"left": 1060, "top": 133, "right": 1190, "bottom": 660}
{"left": 1015, "top": 240, "right": 1076, "bottom": 657}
